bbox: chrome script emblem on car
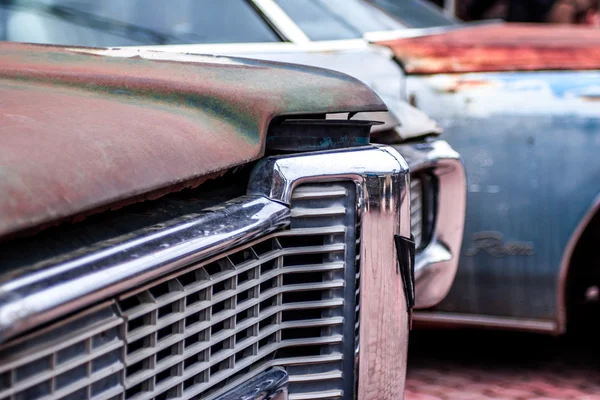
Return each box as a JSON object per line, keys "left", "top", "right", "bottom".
{"left": 465, "top": 231, "right": 535, "bottom": 257}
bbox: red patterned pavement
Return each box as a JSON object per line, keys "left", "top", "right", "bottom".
{"left": 405, "top": 329, "right": 600, "bottom": 399}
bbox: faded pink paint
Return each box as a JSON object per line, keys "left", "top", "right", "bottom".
{"left": 0, "top": 43, "right": 385, "bottom": 239}
{"left": 377, "top": 23, "right": 600, "bottom": 75}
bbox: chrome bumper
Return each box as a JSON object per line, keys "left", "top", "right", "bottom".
{"left": 394, "top": 140, "right": 466, "bottom": 309}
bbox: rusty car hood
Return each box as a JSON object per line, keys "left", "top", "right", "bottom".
{"left": 371, "top": 23, "right": 600, "bottom": 74}
{"left": 122, "top": 40, "right": 443, "bottom": 139}
{"left": 0, "top": 42, "right": 385, "bottom": 239}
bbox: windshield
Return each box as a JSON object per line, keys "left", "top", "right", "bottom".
{"left": 367, "top": 0, "right": 458, "bottom": 28}
{"left": 274, "top": 0, "right": 406, "bottom": 41}
{"left": 275, "top": 0, "right": 457, "bottom": 40}
{"left": 0, "top": 0, "right": 281, "bottom": 46}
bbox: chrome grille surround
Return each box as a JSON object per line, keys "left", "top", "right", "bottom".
{"left": 394, "top": 140, "right": 467, "bottom": 310}
{"left": 248, "top": 145, "right": 411, "bottom": 400}
{"left": 0, "top": 145, "right": 411, "bottom": 400}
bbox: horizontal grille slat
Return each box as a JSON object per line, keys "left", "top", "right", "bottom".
{"left": 288, "top": 371, "right": 343, "bottom": 382}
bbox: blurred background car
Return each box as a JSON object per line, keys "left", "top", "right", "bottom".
{"left": 1, "top": 0, "right": 468, "bottom": 311}
{"left": 365, "top": 0, "right": 600, "bottom": 335}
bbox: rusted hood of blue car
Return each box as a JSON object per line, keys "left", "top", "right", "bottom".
{"left": 375, "top": 23, "right": 600, "bottom": 74}
{"left": 0, "top": 42, "right": 385, "bottom": 239}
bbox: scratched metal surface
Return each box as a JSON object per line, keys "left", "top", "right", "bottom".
{"left": 407, "top": 70, "right": 600, "bottom": 320}
{"left": 376, "top": 23, "right": 600, "bottom": 75}
{"left": 0, "top": 42, "right": 385, "bottom": 239}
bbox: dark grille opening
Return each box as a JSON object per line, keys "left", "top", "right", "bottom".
{"left": 91, "top": 373, "right": 120, "bottom": 397}
{"left": 62, "top": 387, "right": 88, "bottom": 400}
{"left": 93, "top": 349, "right": 120, "bottom": 372}
{"left": 93, "top": 326, "right": 119, "bottom": 348}
{"left": 283, "top": 253, "right": 324, "bottom": 266}
{"left": 185, "top": 309, "right": 207, "bottom": 328}
{"left": 56, "top": 340, "right": 86, "bottom": 364}
{"left": 157, "top": 344, "right": 177, "bottom": 363}
{"left": 237, "top": 288, "right": 253, "bottom": 304}
{"left": 252, "top": 238, "right": 278, "bottom": 256}
{"left": 55, "top": 364, "right": 86, "bottom": 390}
{"left": 211, "top": 319, "right": 230, "bottom": 337}
{"left": 235, "top": 327, "right": 252, "bottom": 344}
{"left": 260, "top": 277, "right": 277, "bottom": 294}
{"left": 204, "top": 260, "right": 223, "bottom": 276}
{"left": 210, "top": 359, "right": 230, "bottom": 377}
{"left": 276, "top": 344, "right": 321, "bottom": 358}
{"left": 236, "top": 307, "right": 254, "bottom": 324}
{"left": 156, "top": 366, "right": 175, "bottom": 385}
{"left": 119, "top": 295, "right": 142, "bottom": 312}
{"left": 260, "top": 259, "right": 278, "bottom": 275}
{"left": 184, "top": 350, "right": 207, "bottom": 370}
{"left": 282, "top": 290, "right": 323, "bottom": 303}
{"left": 15, "top": 356, "right": 51, "bottom": 381}
{"left": 237, "top": 268, "right": 257, "bottom": 285}
{"left": 155, "top": 387, "right": 177, "bottom": 400}
{"left": 211, "top": 299, "right": 229, "bottom": 316}
{"left": 127, "top": 315, "right": 146, "bottom": 332}
{"left": 210, "top": 340, "right": 226, "bottom": 357}
{"left": 149, "top": 281, "right": 171, "bottom": 299}
{"left": 177, "top": 269, "right": 200, "bottom": 287}
{"left": 259, "top": 297, "right": 277, "bottom": 312}
{"left": 186, "top": 289, "right": 208, "bottom": 307}
{"left": 282, "top": 309, "right": 321, "bottom": 322}
{"left": 259, "top": 315, "right": 277, "bottom": 331}
{"left": 283, "top": 272, "right": 323, "bottom": 285}
{"left": 158, "top": 303, "right": 176, "bottom": 319}
{"left": 277, "top": 235, "right": 324, "bottom": 248}
{"left": 126, "top": 359, "right": 149, "bottom": 377}
{"left": 0, "top": 372, "right": 9, "bottom": 391}
{"left": 157, "top": 324, "right": 178, "bottom": 342}
{"left": 127, "top": 337, "right": 148, "bottom": 355}
{"left": 212, "top": 278, "right": 233, "bottom": 296}
{"left": 258, "top": 333, "right": 277, "bottom": 350}
{"left": 234, "top": 347, "right": 254, "bottom": 363}
{"left": 184, "top": 329, "right": 208, "bottom": 350}
{"left": 125, "top": 382, "right": 145, "bottom": 398}
{"left": 282, "top": 326, "right": 322, "bottom": 340}
{"left": 229, "top": 249, "right": 255, "bottom": 266}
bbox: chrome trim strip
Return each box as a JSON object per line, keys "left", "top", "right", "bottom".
{"left": 413, "top": 311, "right": 558, "bottom": 333}
{"left": 557, "top": 193, "right": 600, "bottom": 334}
{"left": 0, "top": 196, "right": 290, "bottom": 343}
{"left": 394, "top": 140, "right": 466, "bottom": 309}
{"left": 214, "top": 368, "right": 288, "bottom": 400}
{"left": 248, "top": 145, "right": 410, "bottom": 400}
{"left": 250, "top": 0, "right": 311, "bottom": 44}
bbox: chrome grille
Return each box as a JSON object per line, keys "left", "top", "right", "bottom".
{"left": 411, "top": 177, "right": 424, "bottom": 249}
{"left": 119, "top": 182, "right": 356, "bottom": 400}
{"left": 0, "top": 305, "right": 124, "bottom": 400}
{"left": 0, "top": 183, "right": 357, "bottom": 400}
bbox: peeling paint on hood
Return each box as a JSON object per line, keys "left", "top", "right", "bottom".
{"left": 0, "top": 42, "right": 385, "bottom": 239}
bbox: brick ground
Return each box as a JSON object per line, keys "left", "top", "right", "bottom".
{"left": 405, "top": 329, "right": 600, "bottom": 399}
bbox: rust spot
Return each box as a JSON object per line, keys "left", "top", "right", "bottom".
{"left": 376, "top": 23, "right": 600, "bottom": 75}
